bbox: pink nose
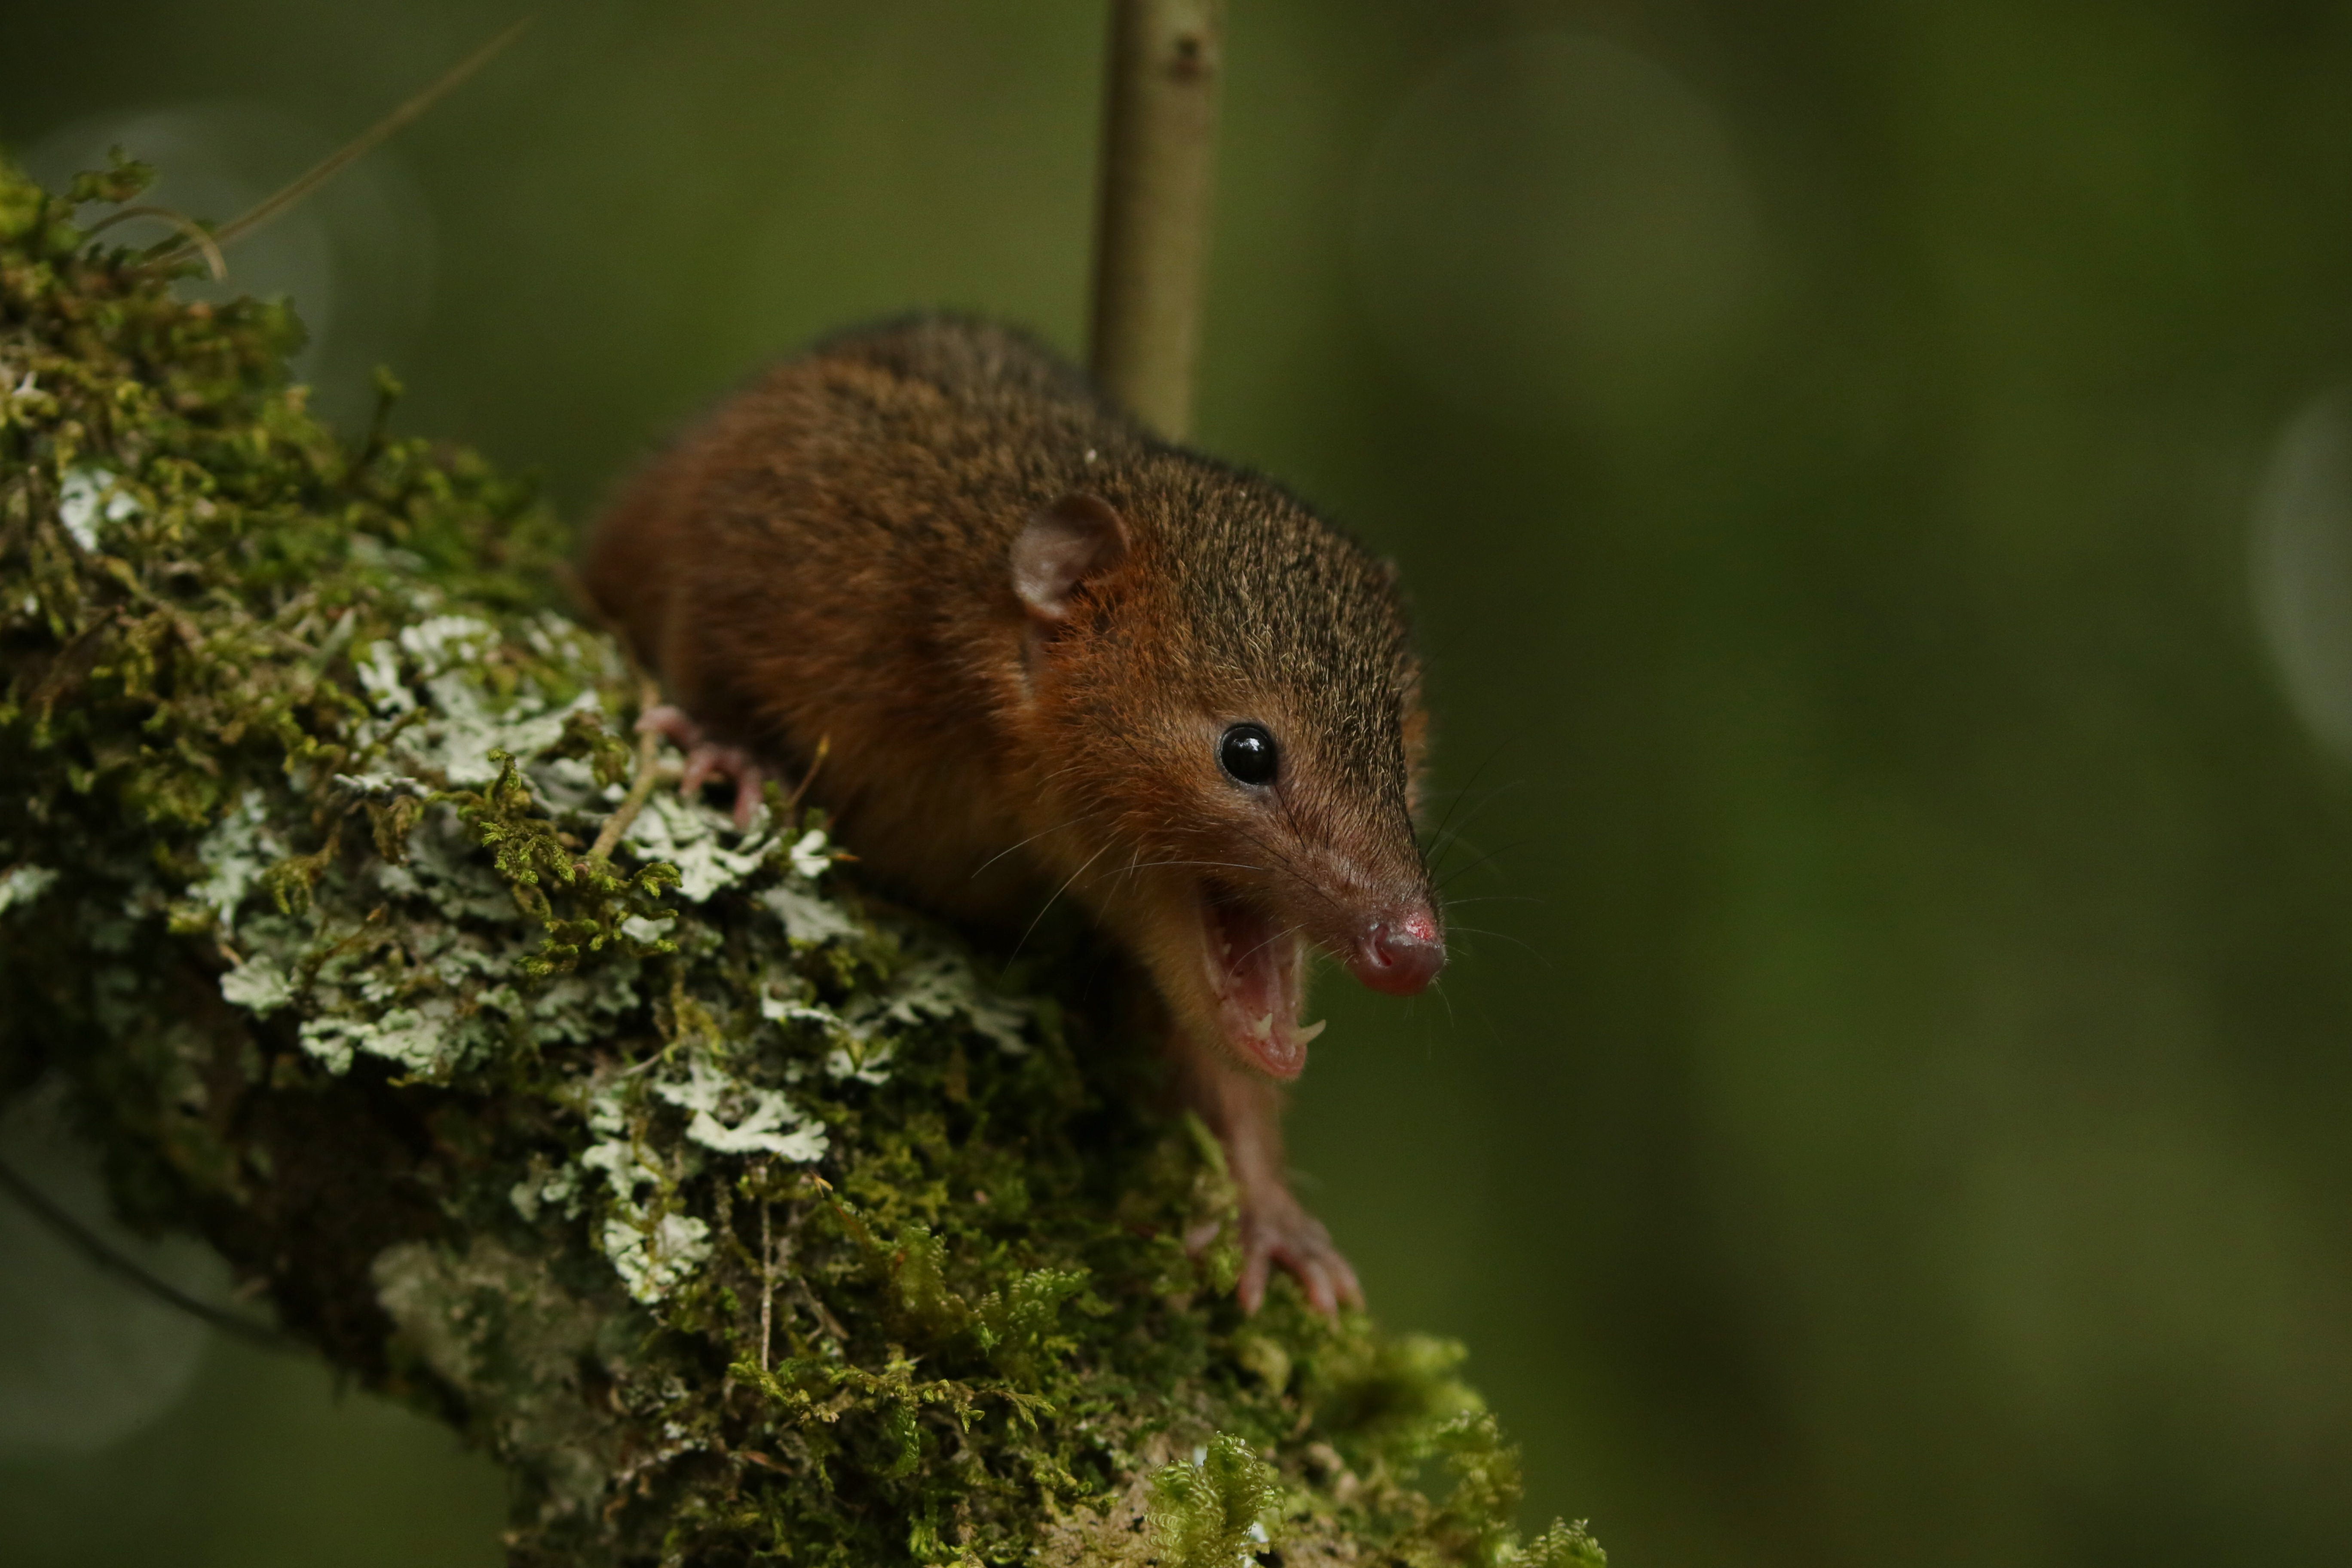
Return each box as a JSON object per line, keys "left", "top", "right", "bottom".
{"left": 1349, "top": 911, "right": 1446, "bottom": 996}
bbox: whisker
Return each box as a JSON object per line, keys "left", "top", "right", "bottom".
{"left": 1422, "top": 776, "right": 1528, "bottom": 871}
{"left": 1225, "top": 821, "right": 1353, "bottom": 925}
{"left": 1424, "top": 829, "right": 1489, "bottom": 879}
{"left": 1433, "top": 839, "right": 1532, "bottom": 891}
{"left": 965, "top": 755, "right": 1115, "bottom": 877}
{"left": 1420, "top": 741, "right": 1511, "bottom": 860}
{"left": 1230, "top": 920, "right": 1304, "bottom": 971}
{"left": 1417, "top": 782, "right": 1526, "bottom": 801}
{"left": 1006, "top": 839, "right": 1116, "bottom": 964}
{"left": 1425, "top": 781, "right": 1522, "bottom": 843}
{"left": 968, "top": 808, "right": 1103, "bottom": 880}
{"left": 1424, "top": 787, "right": 1529, "bottom": 870}
{"left": 1091, "top": 844, "right": 1142, "bottom": 924}
{"left": 1439, "top": 923, "right": 1556, "bottom": 970}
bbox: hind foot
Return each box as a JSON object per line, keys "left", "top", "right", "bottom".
{"left": 639, "top": 704, "right": 768, "bottom": 829}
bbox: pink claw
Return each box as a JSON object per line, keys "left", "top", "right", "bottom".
{"left": 1186, "top": 1187, "right": 1363, "bottom": 1319}
{"left": 639, "top": 704, "right": 768, "bottom": 829}
{"left": 1237, "top": 1194, "right": 1363, "bottom": 1317}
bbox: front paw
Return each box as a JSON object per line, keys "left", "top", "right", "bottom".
{"left": 1216, "top": 1191, "right": 1363, "bottom": 1317}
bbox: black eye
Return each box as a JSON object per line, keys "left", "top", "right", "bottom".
{"left": 1218, "top": 723, "right": 1279, "bottom": 787}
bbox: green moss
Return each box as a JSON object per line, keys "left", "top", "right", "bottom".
{"left": 0, "top": 153, "right": 1595, "bottom": 1566}
{"left": 1148, "top": 1435, "right": 1283, "bottom": 1568}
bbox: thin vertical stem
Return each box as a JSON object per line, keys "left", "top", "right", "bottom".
{"left": 758, "top": 1194, "right": 774, "bottom": 1372}
{"left": 1087, "top": 0, "right": 1228, "bottom": 441}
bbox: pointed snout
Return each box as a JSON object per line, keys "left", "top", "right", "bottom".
{"left": 1348, "top": 909, "right": 1446, "bottom": 996}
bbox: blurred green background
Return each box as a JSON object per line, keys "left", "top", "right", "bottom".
{"left": 8, "top": 1, "right": 2352, "bottom": 1563}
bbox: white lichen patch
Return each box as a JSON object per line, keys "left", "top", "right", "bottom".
{"left": 573, "top": 1034, "right": 834, "bottom": 1302}
{"left": 57, "top": 464, "right": 142, "bottom": 551}
{"left": 518, "top": 966, "right": 649, "bottom": 1047}
{"left": 620, "top": 913, "right": 674, "bottom": 946}
{"left": 788, "top": 827, "right": 833, "bottom": 880}
{"left": 208, "top": 625, "right": 663, "bottom": 1082}
{"left": 281, "top": 867, "right": 645, "bottom": 1079}
{"left": 300, "top": 996, "right": 465, "bottom": 1077}
{"left": 354, "top": 617, "right": 606, "bottom": 787}
{"left": 521, "top": 610, "right": 625, "bottom": 684}
{"left": 331, "top": 771, "right": 430, "bottom": 802}
{"left": 192, "top": 790, "right": 283, "bottom": 926}
{"left": 355, "top": 640, "right": 415, "bottom": 715}
{"left": 826, "top": 1034, "right": 900, "bottom": 1086}
{"left": 623, "top": 790, "right": 778, "bottom": 903}
{"left": 0, "top": 862, "right": 58, "bottom": 916}
{"left": 758, "top": 988, "right": 837, "bottom": 1032}
{"left": 398, "top": 613, "right": 502, "bottom": 673}
{"left": 861, "top": 948, "right": 1035, "bottom": 1058}
{"left": 761, "top": 882, "right": 863, "bottom": 947}
{"left": 372, "top": 807, "right": 526, "bottom": 923}
{"left": 652, "top": 1053, "right": 828, "bottom": 1163}
{"left": 529, "top": 753, "right": 607, "bottom": 816}
{"left": 415, "top": 674, "right": 599, "bottom": 788}
{"left": 600, "top": 1210, "right": 713, "bottom": 1307}
{"left": 510, "top": 1164, "right": 582, "bottom": 1224}
{"left": 218, "top": 952, "right": 295, "bottom": 1015}
{"left": 579, "top": 1093, "right": 713, "bottom": 1305}
{"left": 105, "top": 555, "right": 1031, "bottom": 1320}
{"left": 766, "top": 944, "right": 1038, "bottom": 1086}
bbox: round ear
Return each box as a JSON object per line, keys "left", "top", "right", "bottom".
{"left": 1011, "top": 492, "right": 1130, "bottom": 622}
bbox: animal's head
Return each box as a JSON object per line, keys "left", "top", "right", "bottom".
{"left": 1006, "top": 466, "right": 1442, "bottom": 1079}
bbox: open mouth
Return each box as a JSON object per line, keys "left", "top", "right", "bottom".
{"left": 1199, "top": 885, "right": 1326, "bottom": 1079}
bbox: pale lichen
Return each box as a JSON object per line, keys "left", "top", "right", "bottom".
{"left": 55, "top": 462, "right": 139, "bottom": 551}
{"left": 0, "top": 863, "right": 58, "bottom": 914}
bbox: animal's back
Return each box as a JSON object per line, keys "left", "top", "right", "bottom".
{"left": 580, "top": 317, "right": 1133, "bottom": 916}
{"left": 586, "top": 315, "right": 1117, "bottom": 682}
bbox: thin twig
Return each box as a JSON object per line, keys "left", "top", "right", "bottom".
{"left": 1088, "top": 0, "right": 1228, "bottom": 439}
{"left": 148, "top": 17, "right": 534, "bottom": 271}
{"left": 0, "top": 1156, "right": 292, "bottom": 1353}
{"left": 589, "top": 678, "right": 666, "bottom": 861}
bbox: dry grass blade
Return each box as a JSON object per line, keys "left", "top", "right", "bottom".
{"left": 148, "top": 15, "right": 534, "bottom": 271}
{"left": 83, "top": 205, "right": 227, "bottom": 279}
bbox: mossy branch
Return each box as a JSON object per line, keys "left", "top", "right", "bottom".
{"left": 0, "top": 157, "right": 1600, "bottom": 1566}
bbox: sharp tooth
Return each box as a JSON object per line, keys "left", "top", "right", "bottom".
{"left": 1253, "top": 1011, "right": 1275, "bottom": 1042}
{"left": 1292, "top": 1019, "right": 1327, "bottom": 1045}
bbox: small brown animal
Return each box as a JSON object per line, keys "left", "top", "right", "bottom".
{"left": 582, "top": 315, "right": 1443, "bottom": 1314}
